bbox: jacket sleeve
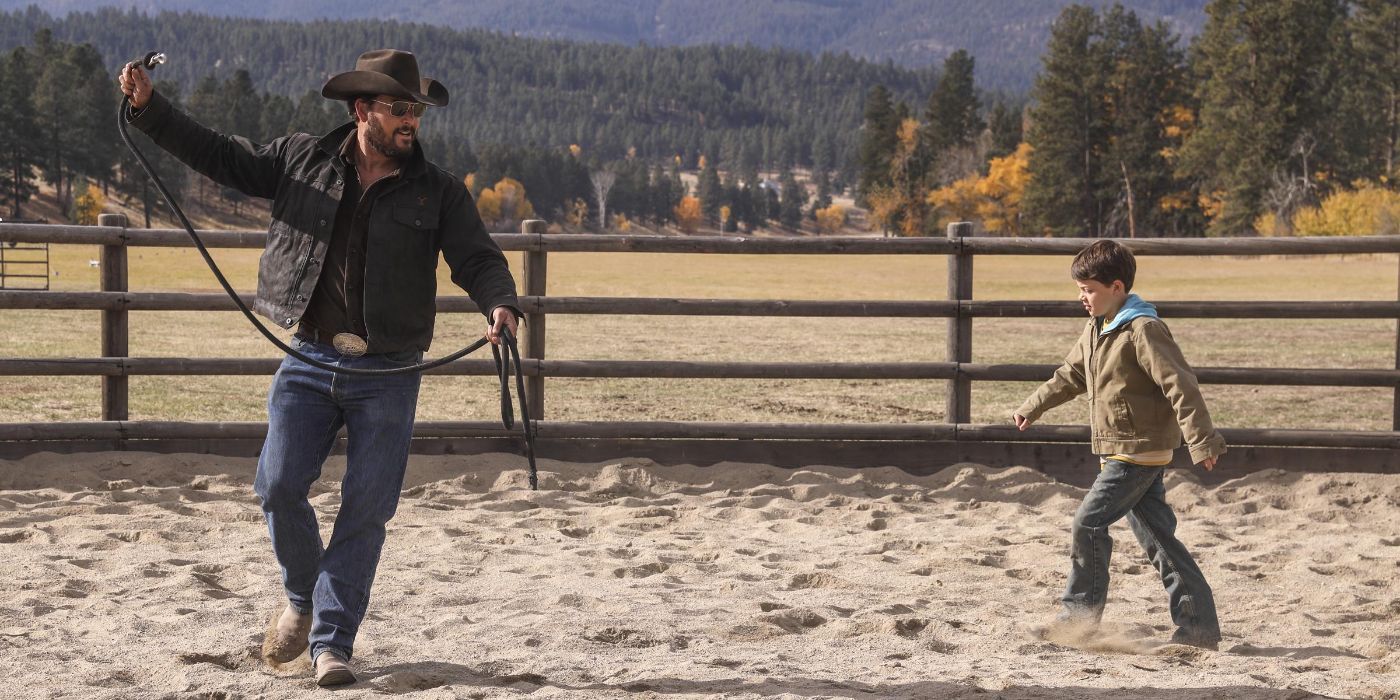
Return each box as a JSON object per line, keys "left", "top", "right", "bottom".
{"left": 1134, "top": 320, "right": 1227, "bottom": 463}
{"left": 439, "top": 181, "right": 520, "bottom": 319}
{"left": 126, "top": 90, "right": 285, "bottom": 199}
{"left": 1016, "top": 326, "right": 1089, "bottom": 422}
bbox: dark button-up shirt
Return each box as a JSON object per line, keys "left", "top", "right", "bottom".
{"left": 128, "top": 91, "right": 519, "bottom": 353}
{"left": 301, "top": 131, "right": 393, "bottom": 339}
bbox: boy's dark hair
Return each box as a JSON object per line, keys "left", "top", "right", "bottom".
{"left": 1072, "top": 239, "right": 1136, "bottom": 292}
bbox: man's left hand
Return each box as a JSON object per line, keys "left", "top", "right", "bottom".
{"left": 487, "top": 306, "right": 519, "bottom": 346}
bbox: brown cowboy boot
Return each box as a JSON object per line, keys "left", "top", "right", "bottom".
{"left": 315, "top": 650, "right": 356, "bottom": 687}
{"left": 261, "top": 605, "right": 312, "bottom": 664}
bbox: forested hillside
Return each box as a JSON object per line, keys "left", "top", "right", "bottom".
{"left": 0, "top": 1, "right": 1207, "bottom": 91}
{"left": 0, "top": 6, "right": 938, "bottom": 177}
{"left": 3, "top": 2, "right": 1395, "bottom": 240}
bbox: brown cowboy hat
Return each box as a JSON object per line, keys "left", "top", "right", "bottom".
{"left": 321, "top": 49, "right": 449, "bottom": 106}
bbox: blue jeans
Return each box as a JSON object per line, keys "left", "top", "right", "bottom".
{"left": 254, "top": 336, "right": 423, "bottom": 662}
{"left": 1063, "top": 459, "right": 1221, "bottom": 641}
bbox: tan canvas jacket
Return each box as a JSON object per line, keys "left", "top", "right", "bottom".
{"left": 1016, "top": 315, "right": 1227, "bottom": 464}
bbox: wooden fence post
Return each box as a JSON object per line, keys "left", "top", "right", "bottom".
{"left": 98, "top": 214, "right": 128, "bottom": 421}
{"left": 522, "top": 219, "right": 547, "bottom": 420}
{"left": 946, "top": 221, "right": 974, "bottom": 425}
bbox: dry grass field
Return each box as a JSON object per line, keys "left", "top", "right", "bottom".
{"left": 3, "top": 240, "right": 1399, "bottom": 700}
{"left": 1, "top": 242, "right": 1396, "bottom": 431}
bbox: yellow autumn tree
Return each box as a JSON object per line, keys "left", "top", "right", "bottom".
{"left": 865, "top": 186, "right": 903, "bottom": 235}
{"left": 928, "top": 143, "right": 1031, "bottom": 236}
{"left": 72, "top": 183, "right": 105, "bottom": 225}
{"left": 886, "top": 118, "right": 927, "bottom": 236}
{"left": 674, "top": 195, "right": 702, "bottom": 234}
{"left": 611, "top": 213, "right": 632, "bottom": 232}
{"left": 1280, "top": 182, "right": 1400, "bottom": 236}
{"left": 565, "top": 198, "right": 589, "bottom": 228}
{"left": 473, "top": 177, "right": 537, "bottom": 228}
{"left": 927, "top": 177, "right": 980, "bottom": 224}
{"left": 475, "top": 186, "right": 502, "bottom": 223}
{"left": 480, "top": 177, "right": 536, "bottom": 227}
{"left": 815, "top": 204, "right": 847, "bottom": 233}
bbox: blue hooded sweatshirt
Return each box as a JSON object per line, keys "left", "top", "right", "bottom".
{"left": 1099, "top": 293, "right": 1158, "bottom": 335}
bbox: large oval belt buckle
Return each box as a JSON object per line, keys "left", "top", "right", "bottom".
{"left": 332, "top": 333, "right": 368, "bottom": 358}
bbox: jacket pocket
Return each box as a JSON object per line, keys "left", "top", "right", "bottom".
{"left": 392, "top": 205, "right": 439, "bottom": 233}
{"left": 260, "top": 219, "right": 311, "bottom": 316}
{"left": 391, "top": 205, "right": 439, "bottom": 262}
{"left": 1106, "top": 396, "right": 1134, "bottom": 437}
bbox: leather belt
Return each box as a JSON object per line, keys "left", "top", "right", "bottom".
{"left": 294, "top": 323, "right": 335, "bottom": 345}
{"left": 296, "top": 324, "right": 367, "bottom": 357}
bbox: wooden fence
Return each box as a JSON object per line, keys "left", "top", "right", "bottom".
{"left": 1, "top": 215, "right": 1397, "bottom": 483}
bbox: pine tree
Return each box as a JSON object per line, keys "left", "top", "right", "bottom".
{"left": 1022, "top": 4, "right": 1191, "bottom": 237}
{"left": 1023, "top": 5, "right": 1108, "bottom": 237}
{"left": 986, "top": 100, "right": 1023, "bottom": 163}
{"left": 119, "top": 80, "right": 189, "bottom": 229}
{"left": 750, "top": 179, "right": 772, "bottom": 228}
{"left": 0, "top": 47, "right": 40, "bottom": 218}
{"left": 857, "top": 84, "right": 898, "bottom": 206}
{"left": 64, "top": 42, "right": 119, "bottom": 194}
{"left": 921, "top": 48, "right": 983, "bottom": 185}
{"left": 1098, "top": 6, "right": 1190, "bottom": 237}
{"left": 1351, "top": 0, "right": 1400, "bottom": 182}
{"left": 648, "top": 162, "right": 671, "bottom": 225}
{"left": 1179, "top": 0, "right": 1350, "bottom": 235}
{"left": 779, "top": 168, "right": 806, "bottom": 229}
{"left": 223, "top": 69, "right": 263, "bottom": 139}
{"left": 696, "top": 158, "right": 723, "bottom": 226}
{"left": 810, "top": 167, "right": 832, "bottom": 218}
{"left": 31, "top": 30, "right": 73, "bottom": 211}
{"left": 259, "top": 94, "right": 294, "bottom": 143}
{"left": 187, "top": 75, "right": 226, "bottom": 132}
{"left": 288, "top": 89, "right": 344, "bottom": 135}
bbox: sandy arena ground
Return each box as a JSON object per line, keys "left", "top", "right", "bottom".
{"left": 0, "top": 452, "right": 1396, "bottom": 699}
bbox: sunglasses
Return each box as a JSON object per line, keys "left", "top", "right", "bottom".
{"left": 368, "top": 99, "right": 428, "bottom": 118}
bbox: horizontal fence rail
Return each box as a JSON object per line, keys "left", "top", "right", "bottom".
{"left": 1, "top": 420, "right": 1395, "bottom": 449}
{"left": 2, "top": 218, "right": 1398, "bottom": 472}
{"left": 4, "top": 291, "right": 1399, "bottom": 319}
{"left": 5, "top": 223, "right": 1400, "bottom": 255}
{"left": 1, "top": 359, "right": 1395, "bottom": 387}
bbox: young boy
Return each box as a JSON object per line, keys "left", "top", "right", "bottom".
{"left": 1013, "top": 239, "right": 1226, "bottom": 649}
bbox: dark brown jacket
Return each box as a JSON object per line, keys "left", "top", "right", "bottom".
{"left": 129, "top": 91, "right": 518, "bottom": 352}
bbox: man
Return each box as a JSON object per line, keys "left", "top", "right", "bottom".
{"left": 119, "top": 49, "right": 521, "bottom": 687}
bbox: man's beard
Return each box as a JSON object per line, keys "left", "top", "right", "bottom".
{"left": 366, "top": 115, "right": 415, "bottom": 159}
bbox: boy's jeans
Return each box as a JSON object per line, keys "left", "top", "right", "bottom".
{"left": 1063, "top": 459, "right": 1221, "bottom": 641}
{"left": 254, "top": 336, "right": 423, "bottom": 663}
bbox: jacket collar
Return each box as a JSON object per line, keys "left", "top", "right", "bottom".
{"left": 316, "top": 120, "right": 428, "bottom": 179}
{"left": 1099, "top": 293, "right": 1159, "bottom": 335}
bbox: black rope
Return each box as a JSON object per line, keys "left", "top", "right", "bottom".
{"left": 117, "top": 62, "right": 539, "bottom": 489}
{"left": 493, "top": 335, "right": 539, "bottom": 490}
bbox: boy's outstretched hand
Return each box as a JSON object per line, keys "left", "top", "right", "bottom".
{"left": 1014, "top": 413, "right": 1032, "bottom": 431}
{"left": 1200, "top": 456, "right": 1217, "bottom": 471}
